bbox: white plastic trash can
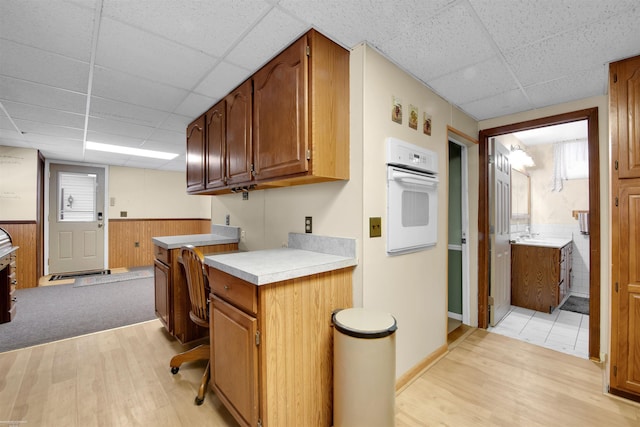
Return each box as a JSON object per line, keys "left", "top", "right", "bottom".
{"left": 332, "top": 308, "right": 397, "bottom": 427}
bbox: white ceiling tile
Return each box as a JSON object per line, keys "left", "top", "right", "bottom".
{"left": 140, "top": 140, "right": 184, "bottom": 155}
{"left": 427, "top": 56, "right": 519, "bottom": 105}
{"left": 225, "top": 8, "right": 308, "bottom": 70}
{"left": 525, "top": 66, "right": 606, "bottom": 109}
{"left": 15, "top": 119, "right": 83, "bottom": 140}
{"left": 460, "top": 88, "right": 533, "bottom": 121}
{"left": 95, "top": 17, "right": 217, "bottom": 89}
{"left": 0, "top": 76, "right": 87, "bottom": 113}
{"left": 470, "top": 0, "right": 639, "bottom": 51}
{"left": 83, "top": 150, "right": 132, "bottom": 166}
{"left": 87, "top": 116, "right": 155, "bottom": 140}
{"left": 89, "top": 97, "right": 170, "bottom": 128}
{"left": 194, "top": 61, "right": 252, "bottom": 99}
{"left": 86, "top": 130, "right": 144, "bottom": 147}
{"left": 101, "top": 0, "right": 271, "bottom": 57}
{"left": 0, "top": 40, "right": 89, "bottom": 93}
{"left": 1, "top": 101, "right": 85, "bottom": 129}
{"left": 91, "top": 66, "right": 189, "bottom": 112}
{"left": 279, "top": 0, "right": 454, "bottom": 49}
{"left": 173, "top": 93, "right": 217, "bottom": 119}
{"left": 505, "top": 6, "right": 640, "bottom": 87}
{"left": 155, "top": 155, "right": 186, "bottom": 172}
{"left": 0, "top": 0, "right": 96, "bottom": 61}
{"left": 379, "top": 2, "right": 496, "bottom": 81}
{"left": 147, "top": 128, "right": 184, "bottom": 146}
{"left": 160, "top": 114, "right": 192, "bottom": 133}
{"left": 0, "top": 131, "right": 34, "bottom": 149}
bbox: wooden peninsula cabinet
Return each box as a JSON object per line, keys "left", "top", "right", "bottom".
{"left": 186, "top": 29, "right": 349, "bottom": 195}
{"left": 511, "top": 242, "right": 572, "bottom": 313}
{"left": 0, "top": 228, "right": 18, "bottom": 324}
{"left": 152, "top": 237, "right": 238, "bottom": 344}
{"left": 203, "top": 236, "right": 357, "bottom": 427}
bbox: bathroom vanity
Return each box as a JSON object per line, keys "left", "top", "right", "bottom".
{"left": 511, "top": 238, "right": 573, "bottom": 313}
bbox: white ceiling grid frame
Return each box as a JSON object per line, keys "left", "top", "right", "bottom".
{"left": 81, "top": 0, "right": 104, "bottom": 159}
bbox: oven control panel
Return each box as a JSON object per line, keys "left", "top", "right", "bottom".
{"left": 386, "top": 137, "right": 438, "bottom": 174}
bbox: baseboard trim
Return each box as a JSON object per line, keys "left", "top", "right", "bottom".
{"left": 395, "top": 343, "right": 448, "bottom": 394}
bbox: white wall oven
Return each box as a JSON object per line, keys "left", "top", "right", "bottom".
{"left": 386, "top": 138, "right": 439, "bottom": 254}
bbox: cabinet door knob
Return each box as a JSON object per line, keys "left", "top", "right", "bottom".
{"left": 224, "top": 285, "right": 230, "bottom": 290}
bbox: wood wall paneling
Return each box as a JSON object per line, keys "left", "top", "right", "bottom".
{"left": 0, "top": 222, "right": 37, "bottom": 289}
{"left": 109, "top": 219, "right": 211, "bottom": 269}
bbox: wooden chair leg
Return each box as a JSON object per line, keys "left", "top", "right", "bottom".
{"left": 195, "top": 361, "right": 211, "bottom": 405}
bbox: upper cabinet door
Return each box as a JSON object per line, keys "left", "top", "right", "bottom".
{"left": 226, "top": 79, "right": 253, "bottom": 186}
{"left": 206, "top": 101, "right": 226, "bottom": 189}
{"left": 253, "top": 35, "right": 308, "bottom": 180}
{"left": 186, "top": 115, "right": 206, "bottom": 193}
{"left": 611, "top": 55, "right": 640, "bottom": 178}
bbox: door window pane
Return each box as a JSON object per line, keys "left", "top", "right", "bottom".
{"left": 58, "top": 172, "right": 97, "bottom": 222}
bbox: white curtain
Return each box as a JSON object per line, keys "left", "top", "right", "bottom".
{"left": 551, "top": 139, "right": 588, "bottom": 192}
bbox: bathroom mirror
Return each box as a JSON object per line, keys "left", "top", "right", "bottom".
{"left": 511, "top": 168, "right": 530, "bottom": 219}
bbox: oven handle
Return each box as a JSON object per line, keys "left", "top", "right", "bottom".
{"left": 389, "top": 169, "right": 439, "bottom": 187}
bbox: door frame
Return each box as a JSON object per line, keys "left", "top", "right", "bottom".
{"left": 448, "top": 137, "right": 471, "bottom": 325}
{"left": 44, "top": 160, "right": 109, "bottom": 275}
{"left": 478, "top": 107, "right": 601, "bottom": 360}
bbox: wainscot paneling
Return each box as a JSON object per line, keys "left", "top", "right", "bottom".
{"left": 109, "top": 219, "right": 211, "bottom": 269}
{"left": 0, "top": 222, "right": 38, "bottom": 289}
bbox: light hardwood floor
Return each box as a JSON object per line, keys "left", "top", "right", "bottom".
{"left": 1, "top": 320, "right": 638, "bottom": 426}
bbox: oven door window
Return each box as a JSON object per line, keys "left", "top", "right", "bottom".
{"left": 402, "top": 189, "right": 429, "bottom": 227}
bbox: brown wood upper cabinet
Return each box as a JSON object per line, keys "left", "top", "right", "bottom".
{"left": 611, "top": 55, "right": 640, "bottom": 178}
{"left": 186, "top": 29, "right": 349, "bottom": 195}
{"left": 186, "top": 115, "right": 206, "bottom": 192}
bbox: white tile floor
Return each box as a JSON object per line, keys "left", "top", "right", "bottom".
{"left": 488, "top": 304, "right": 589, "bottom": 359}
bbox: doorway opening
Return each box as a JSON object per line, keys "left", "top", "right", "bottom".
{"left": 448, "top": 136, "right": 471, "bottom": 334}
{"left": 478, "top": 108, "right": 601, "bottom": 361}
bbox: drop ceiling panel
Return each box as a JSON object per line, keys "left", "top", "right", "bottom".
{"left": 140, "top": 140, "right": 184, "bottom": 155}
{"left": 87, "top": 116, "right": 154, "bottom": 140}
{"left": 469, "top": 0, "right": 638, "bottom": 51}
{"left": 0, "top": 76, "right": 87, "bottom": 114}
{"left": 146, "top": 128, "right": 184, "bottom": 146}
{"left": 194, "top": 61, "right": 252, "bottom": 99}
{"left": 89, "top": 97, "right": 170, "bottom": 128}
{"left": 0, "top": 40, "right": 89, "bottom": 93}
{"left": 160, "top": 114, "right": 192, "bottom": 133}
{"left": 86, "top": 130, "right": 145, "bottom": 147}
{"left": 95, "top": 17, "right": 218, "bottom": 89}
{"left": 0, "top": 0, "right": 96, "bottom": 61}
{"left": 427, "top": 56, "right": 519, "bottom": 105}
{"left": 14, "top": 119, "right": 83, "bottom": 140}
{"left": 173, "top": 93, "right": 218, "bottom": 119}
{"left": 1, "top": 101, "right": 86, "bottom": 129}
{"left": 380, "top": 2, "right": 496, "bottom": 82}
{"left": 101, "top": 0, "right": 271, "bottom": 57}
{"left": 91, "top": 67, "right": 189, "bottom": 112}
{"left": 461, "top": 88, "right": 532, "bottom": 121}
{"left": 225, "top": 8, "right": 308, "bottom": 71}
{"left": 526, "top": 66, "right": 606, "bottom": 109}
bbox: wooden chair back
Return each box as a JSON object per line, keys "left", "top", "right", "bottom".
{"left": 180, "top": 245, "right": 209, "bottom": 329}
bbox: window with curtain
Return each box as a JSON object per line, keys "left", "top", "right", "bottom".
{"left": 551, "top": 139, "right": 589, "bottom": 191}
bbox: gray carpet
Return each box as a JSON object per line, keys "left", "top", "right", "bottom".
{"left": 559, "top": 295, "right": 590, "bottom": 315}
{"left": 0, "top": 267, "right": 155, "bottom": 353}
{"left": 74, "top": 267, "right": 154, "bottom": 287}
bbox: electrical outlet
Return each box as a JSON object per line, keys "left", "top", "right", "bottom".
{"left": 241, "top": 230, "right": 246, "bottom": 241}
{"left": 120, "top": 211, "right": 127, "bottom": 218}
{"left": 369, "top": 217, "right": 382, "bottom": 237}
{"left": 305, "top": 216, "right": 312, "bottom": 233}
{"left": 225, "top": 214, "right": 230, "bottom": 226}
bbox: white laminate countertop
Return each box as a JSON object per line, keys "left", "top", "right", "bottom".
{"left": 152, "top": 233, "right": 239, "bottom": 250}
{"left": 204, "top": 247, "right": 357, "bottom": 286}
{"left": 511, "top": 237, "right": 572, "bottom": 249}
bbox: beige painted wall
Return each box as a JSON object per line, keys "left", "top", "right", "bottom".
{"left": 0, "top": 146, "right": 38, "bottom": 221}
{"left": 108, "top": 166, "right": 210, "bottom": 219}
{"left": 210, "top": 44, "right": 479, "bottom": 379}
{"left": 479, "top": 95, "right": 610, "bottom": 366}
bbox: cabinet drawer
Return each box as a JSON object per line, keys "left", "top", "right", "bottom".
{"left": 154, "top": 245, "right": 170, "bottom": 265}
{"left": 209, "top": 268, "right": 257, "bottom": 315}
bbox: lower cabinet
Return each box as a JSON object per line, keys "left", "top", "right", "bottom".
{"left": 208, "top": 266, "right": 354, "bottom": 427}
{"left": 153, "top": 242, "right": 238, "bottom": 344}
{"left": 511, "top": 242, "right": 572, "bottom": 313}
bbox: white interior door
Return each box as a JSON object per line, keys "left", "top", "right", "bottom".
{"left": 490, "top": 138, "right": 511, "bottom": 326}
{"left": 48, "top": 163, "right": 105, "bottom": 274}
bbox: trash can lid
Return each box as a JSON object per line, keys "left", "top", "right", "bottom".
{"left": 332, "top": 308, "right": 397, "bottom": 339}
